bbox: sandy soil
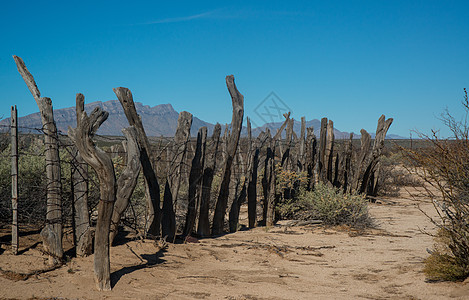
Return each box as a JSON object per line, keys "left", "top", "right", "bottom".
{"left": 1, "top": 188, "right": 469, "bottom": 300}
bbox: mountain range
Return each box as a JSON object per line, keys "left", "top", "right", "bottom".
{"left": 0, "top": 100, "right": 405, "bottom": 139}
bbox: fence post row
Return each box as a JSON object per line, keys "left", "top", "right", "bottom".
{"left": 10, "top": 56, "right": 395, "bottom": 292}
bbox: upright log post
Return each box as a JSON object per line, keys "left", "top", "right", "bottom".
{"left": 114, "top": 87, "right": 161, "bottom": 237}
{"left": 13, "top": 56, "right": 63, "bottom": 265}
{"left": 109, "top": 128, "right": 141, "bottom": 244}
{"left": 318, "top": 118, "right": 328, "bottom": 183}
{"left": 359, "top": 115, "right": 393, "bottom": 194}
{"left": 169, "top": 112, "right": 192, "bottom": 207}
{"left": 71, "top": 147, "right": 92, "bottom": 257}
{"left": 11, "top": 105, "right": 18, "bottom": 255}
{"left": 228, "top": 119, "right": 253, "bottom": 233}
{"left": 341, "top": 133, "right": 353, "bottom": 193}
{"left": 325, "top": 120, "right": 335, "bottom": 183}
{"left": 265, "top": 146, "right": 277, "bottom": 227}
{"left": 184, "top": 126, "right": 207, "bottom": 236}
{"left": 305, "top": 127, "right": 316, "bottom": 190}
{"left": 69, "top": 94, "right": 116, "bottom": 290}
{"left": 197, "top": 124, "right": 222, "bottom": 237}
{"left": 212, "top": 75, "right": 244, "bottom": 235}
{"left": 281, "top": 118, "right": 294, "bottom": 169}
{"left": 350, "top": 129, "right": 372, "bottom": 193}
{"left": 297, "top": 117, "right": 306, "bottom": 172}
{"left": 163, "top": 111, "right": 192, "bottom": 241}
{"left": 261, "top": 129, "right": 272, "bottom": 225}
{"left": 248, "top": 122, "right": 262, "bottom": 228}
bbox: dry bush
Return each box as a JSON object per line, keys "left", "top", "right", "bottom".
{"left": 402, "top": 89, "right": 469, "bottom": 281}
{"left": 277, "top": 182, "right": 372, "bottom": 228}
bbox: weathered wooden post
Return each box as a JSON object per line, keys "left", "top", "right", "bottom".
{"left": 11, "top": 105, "right": 18, "bottom": 255}
{"left": 350, "top": 129, "right": 372, "bottom": 193}
{"left": 212, "top": 75, "right": 244, "bottom": 235}
{"left": 248, "top": 122, "right": 262, "bottom": 228}
{"left": 262, "top": 129, "right": 272, "bottom": 225}
{"left": 341, "top": 133, "right": 353, "bottom": 192}
{"left": 358, "top": 115, "right": 393, "bottom": 194}
{"left": 71, "top": 147, "right": 92, "bottom": 257}
{"left": 265, "top": 146, "right": 276, "bottom": 227}
{"left": 69, "top": 94, "right": 116, "bottom": 290}
{"left": 281, "top": 118, "right": 294, "bottom": 170}
{"left": 114, "top": 87, "right": 161, "bottom": 237}
{"left": 318, "top": 118, "right": 328, "bottom": 183}
{"left": 162, "top": 111, "right": 192, "bottom": 241}
{"left": 69, "top": 94, "right": 140, "bottom": 291}
{"left": 13, "top": 56, "right": 63, "bottom": 265}
{"left": 109, "top": 128, "right": 141, "bottom": 244}
{"left": 305, "top": 127, "right": 317, "bottom": 190}
{"left": 184, "top": 126, "right": 207, "bottom": 236}
{"left": 197, "top": 124, "right": 222, "bottom": 237}
{"left": 262, "top": 115, "right": 290, "bottom": 226}
{"left": 228, "top": 119, "right": 253, "bottom": 233}
{"left": 325, "top": 120, "right": 335, "bottom": 183}
{"left": 297, "top": 117, "right": 306, "bottom": 173}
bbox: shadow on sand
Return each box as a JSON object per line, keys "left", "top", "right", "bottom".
{"left": 110, "top": 244, "right": 167, "bottom": 288}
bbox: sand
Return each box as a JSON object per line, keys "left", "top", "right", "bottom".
{"left": 1, "top": 188, "right": 468, "bottom": 300}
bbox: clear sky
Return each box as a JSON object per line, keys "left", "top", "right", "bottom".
{"left": 1, "top": 0, "right": 468, "bottom": 137}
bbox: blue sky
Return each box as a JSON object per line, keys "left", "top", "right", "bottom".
{"left": 1, "top": 0, "right": 468, "bottom": 137}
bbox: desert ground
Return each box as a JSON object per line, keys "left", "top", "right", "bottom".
{"left": 1, "top": 186, "right": 468, "bottom": 300}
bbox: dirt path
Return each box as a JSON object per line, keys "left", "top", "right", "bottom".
{"left": 1, "top": 191, "right": 468, "bottom": 299}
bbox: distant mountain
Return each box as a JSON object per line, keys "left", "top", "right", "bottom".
{"left": 0, "top": 100, "right": 405, "bottom": 139}
{"left": 248, "top": 119, "right": 352, "bottom": 140}
{"left": 0, "top": 100, "right": 213, "bottom": 137}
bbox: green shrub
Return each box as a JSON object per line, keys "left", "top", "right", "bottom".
{"left": 277, "top": 182, "right": 372, "bottom": 228}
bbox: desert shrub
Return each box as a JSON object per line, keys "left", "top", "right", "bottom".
{"left": 424, "top": 228, "right": 469, "bottom": 281}
{"left": 0, "top": 144, "right": 47, "bottom": 224}
{"left": 277, "top": 182, "right": 372, "bottom": 228}
{"left": 275, "top": 164, "right": 308, "bottom": 202}
{"left": 402, "top": 89, "right": 469, "bottom": 281}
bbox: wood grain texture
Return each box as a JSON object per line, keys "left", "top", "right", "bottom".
{"left": 113, "top": 87, "right": 161, "bottom": 237}
{"left": 13, "top": 56, "right": 63, "bottom": 265}
{"left": 212, "top": 75, "right": 244, "bottom": 235}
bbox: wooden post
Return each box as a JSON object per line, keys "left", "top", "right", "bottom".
{"left": 114, "top": 87, "right": 161, "bottom": 237}
{"left": 197, "top": 124, "right": 221, "bottom": 237}
{"left": 109, "top": 127, "right": 141, "bottom": 244}
{"left": 358, "top": 115, "right": 393, "bottom": 194}
{"left": 71, "top": 147, "right": 92, "bottom": 257}
{"left": 247, "top": 121, "right": 262, "bottom": 228}
{"left": 325, "top": 120, "right": 335, "bottom": 183}
{"left": 13, "top": 56, "right": 63, "bottom": 265}
{"left": 318, "top": 118, "right": 328, "bottom": 183}
{"left": 228, "top": 119, "right": 253, "bottom": 233}
{"left": 261, "top": 129, "right": 272, "bottom": 225}
{"left": 11, "top": 105, "right": 18, "bottom": 255}
{"left": 169, "top": 112, "right": 193, "bottom": 209}
{"left": 68, "top": 94, "right": 139, "bottom": 291}
{"left": 212, "top": 75, "right": 244, "bottom": 235}
{"left": 184, "top": 126, "right": 207, "bottom": 236}
{"left": 297, "top": 117, "right": 306, "bottom": 172}
{"left": 163, "top": 111, "right": 192, "bottom": 241}
{"left": 305, "top": 127, "right": 316, "bottom": 190}
{"left": 341, "top": 133, "right": 353, "bottom": 193}
{"left": 265, "top": 146, "right": 276, "bottom": 227}
{"left": 281, "top": 118, "right": 294, "bottom": 169}
{"left": 350, "top": 129, "right": 372, "bottom": 193}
